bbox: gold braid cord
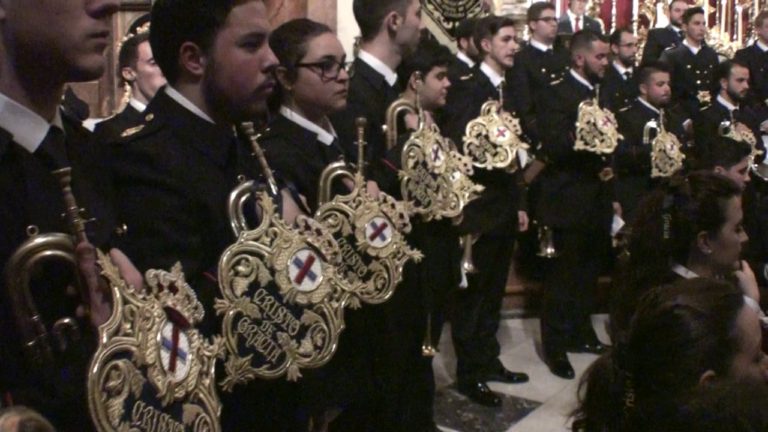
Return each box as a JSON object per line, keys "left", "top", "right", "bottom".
{"left": 400, "top": 122, "right": 484, "bottom": 221}
{"left": 574, "top": 98, "right": 622, "bottom": 155}
{"left": 89, "top": 254, "right": 222, "bottom": 432}
{"left": 315, "top": 170, "right": 423, "bottom": 307}
{"left": 215, "top": 184, "right": 351, "bottom": 389}
{"left": 462, "top": 100, "right": 529, "bottom": 171}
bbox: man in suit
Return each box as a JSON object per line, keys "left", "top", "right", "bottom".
{"left": 442, "top": 15, "right": 530, "bottom": 408}
{"left": 536, "top": 30, "right": 618, "bottom": 379}
{"left": 601, "top": 28, "right": 639, "bottom": 112}
{"left": 448, "top": 18, "right": 479, "bottom": 83}
{"left": 660, "top": 7, "right": 718, "bottom": 120}
{"left": 641, "top": 0, "right": 688, "bottom": 63}
{"left": 93, "top": 25, "right": 166, "bottom": 145}
{"left": 735, "top": 11, "right": 768, "bottom": 116}
{"left": 508, "top": 1, "right": 569, "bottom": 147}
{"left": 0, "top": 0, "right": 139, "bottom": 430}
{"left": 105, "top": 1, "right": 310, "bottom": 430}
{"left": 614, "top": 61, "right": 686, "bottom": 222}
{"left": 694, "top": 60, "right": 765, "bottom": 158}
{"left": 557, "top": 0, "right": 602, "bottom": 35}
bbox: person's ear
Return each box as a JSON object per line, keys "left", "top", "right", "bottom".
{"left": 385, "top": 11, "right": 402, "bottom": 34}
{"left": 274, "top": 66, "right": 293, "bottom": 92}
{"left": 178, "top": 41, "right": 206, "bottom": 79}
{"left": 696, "top": 230, "right": 714, "bottom": 256}
{"left": 698, "top": 369, "right": 717, "bottom": 386}
{"left": 713, "top": 166, "right": 726, "bottom": 176}
{"left": 480, "top": 38, "right": 492, "bottom": 55}
{"left": 121, "top": 67, "right": 137, "bottom": 84}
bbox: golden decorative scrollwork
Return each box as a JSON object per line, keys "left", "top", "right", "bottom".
{"left": 644, "top": 111, "right": 685, "bottom": 178}
{"left": 216, "top": 183, "right": 351, "bottom": 388}
{"left": 462, "top": 99, "right": 529, "bottom": 171}
{"left": 89, "top": 255, "right": 222, "bottom": 432}
{"left": 575, "top": 96, "right": 622, "bottom": 155}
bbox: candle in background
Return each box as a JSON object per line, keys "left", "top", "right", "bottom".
{"left": 736, "top": 4, "right": 743, "bottom": 44}
{"left": 632, "top": 0, "right": 638, "bottom": 34}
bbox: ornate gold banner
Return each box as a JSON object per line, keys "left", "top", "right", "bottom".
{"left": 215, "top": 182, "right": 351, "bottom": 389}
{"left": 89, "top": 255, "right": 222, "bottom": 432}
{"left": 644, "top": 111, "right": 685, "bottom": 178}
{"left": 575, "top": 96, "right": 622, "bottom": 155}
{"left": 422, "top": 0, "right": 486, "bottom": 39}
{"left": 462, "top": 99, "right": 530, "bottom": 171}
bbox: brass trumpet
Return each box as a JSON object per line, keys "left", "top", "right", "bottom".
{"left": 240, "top": 121, "right": 279, "bottom": 197}
{"left": 643, "top": 110, "right": 685, "bottom": 178}
{"left": 536, "top": 224, "right": 559, "bottom": 258}
{"left": 421, "top": 312, "right": 438, "bottom": 357}
{"left": 4, "top": 167, "right": 91, "bottom": 366}
{"left": 383, "top": 73, "right": 420, "bottom": 151}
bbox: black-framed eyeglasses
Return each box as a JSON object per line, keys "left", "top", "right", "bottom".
{"left": 295, "top": 58, "right": 352, "bottom": 81}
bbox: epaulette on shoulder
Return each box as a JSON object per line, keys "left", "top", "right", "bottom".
{"left": 619, "top": 105, "right": 632, "bottom": 112}
{"left": 550, "top": 77, "right": 564, "bottom": 86}
{"left": 460, "top": 73, "right": 474, "bottom": 81}
{"left": 119, "top": 112, "right": 161, "bottom": 141}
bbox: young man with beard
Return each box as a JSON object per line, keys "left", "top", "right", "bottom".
{"left": 536, "top": 30, "right": 618, "bottom": 379}
{"left": 447, "top": 18, "right": 479, "bottom": 83}
{"left": 93, "top": 17, "right": 166, "bottom": 145}
{"left": 660, "top": 7, "right": 719, "bottom": 120}
{"left": 104, "top": 1, "right": 310, "bottom": 430}
{"left": 614, "top": 61, "right": 687, "bottom": 222}
{"left": 0, "top": 0, "right": 140, "bottom": 430}
{"left": 694, "top": 60, "right": 765, "bottom": 156}
{"left": 735, "top": 11, "right": 768, "bottom": 117}
{"left": 600, "top": 28, "right": 639, "bottom": 112}
{"left": 442, "top": 15, "right": 530, "bottom": 408}
{"left": 641, "top": 0, "right": 689, "bottom": 62}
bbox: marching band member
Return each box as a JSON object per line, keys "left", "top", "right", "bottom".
{"left": 735, "top": 11, "right": 768, "bottom": 117}
{"left": 601, "top": 28, "right": 639, "bottom": 112}
{"left": 0, "top": 0, "right": 139, "bottom": 429}
{"left": 442, "top": 15, "right": 530, "bottom": 407}
{"left": 536, "top": 30, "right": 616, "bottom": 379}
{"left": 447, "top": 18, "right": 479, "bottom": 83}
{"left": 640, "top": 0, "right": 688, "bottom": 63}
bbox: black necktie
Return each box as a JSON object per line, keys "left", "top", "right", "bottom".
{"left": 623, "top": 71, "right": 633, "bottom": 81}
{"left": 677, "top": 30, "right": 684, "bottom": 40}
{"left": 545, "top": 48, "right": 554, "bottom": 55}
{"left": 732, "top": 108, "right": 741, "bottom": 120}
{"left": 34, "top": 126, "right": 69, "bottom": 170}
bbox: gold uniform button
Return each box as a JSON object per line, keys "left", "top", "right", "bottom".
{"left": 145, "top": 113, "right": 154, "bottom": 121}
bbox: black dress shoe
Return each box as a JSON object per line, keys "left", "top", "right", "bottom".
{"left": 457, "top": 381, "right": 502, "bottom": 407}
{"left": 544, "top": 352, "right": 575, "bottom": 379}
{"left": 486, "top": 367, "right": 529, "bottom": 384}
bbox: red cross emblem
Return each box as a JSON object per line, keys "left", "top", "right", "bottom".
{"left": 289, "top": 249, "right": 323, "bottom": 292}
{"left": 159, "top": 314, "right": 191, "bottom": 382}
{"left": 496, "top": 127, "right": 508, "bottom": 138}
{"left": 366, "top": 217, "right": 393, "bottom": 248}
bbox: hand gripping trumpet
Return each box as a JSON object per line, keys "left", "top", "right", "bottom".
{"left": 4, "top": 167, "right": 93, "bottom": 366}
{"left": 642, "top": 110, "right": 685, "bottom": 178}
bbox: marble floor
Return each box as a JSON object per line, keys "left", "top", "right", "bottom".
{"left": 432, "top": 314, "right": 611, "bottom": 432}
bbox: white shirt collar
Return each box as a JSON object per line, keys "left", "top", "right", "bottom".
{"left": 530, "top": 38, "right": 553, "bottom": 52}
{"left": 671, "top": 263, "right": 699, "bottom": 279}
{"left": 0, "top": 92, "right": 64, "bottom": 154}
{"left": 358, "top": 50, "right": 398, "bottom": 87}
{"left": 567, "top": 10, "right": 583, "bottom": 27}
{"left": 279, "top": 106, "right": 337, "bottom": 146}
{"left": 456, "top": 51, "right": 476, "bottom": 69}
{"left": 480, "top": 61, "right": 505, "bottom": 88}
{"left": 128, "top": 98, "right": 147, "bottom": 113}
{"left": 164, "top": 85, "right": 215, "bottom": 124}
{"left": 613, "top": 61, "right": 633, "bottom": 78}
{"left": 716, "top": 94, "right": 739, "bottom": 112}
{"left": 757, "top": 40, "right": 768, "bottom": 52}
{"left": 669, "top": 24, "right": 682, "bottom": 33}
{"left": 683, "top": 39, "right": 701, "bottom": 55}
{"left": 569, "top": 69, "right": 594, "bottom": 91}
{"left": 638, "top": 96, "right": 660, "bottom": 114}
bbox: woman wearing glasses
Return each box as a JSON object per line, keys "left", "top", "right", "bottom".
{"left": 261, "top": 18, "right": 351, "bottom": 213}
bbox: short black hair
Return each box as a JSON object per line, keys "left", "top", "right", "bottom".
{"left": 397, "top": 38, "right": 454, "bottom": 84}
{"left": 118, "top": 32, "right": 150, "bottom": 86}
{"left": 669, "top": 0, "right": 689, "bottom": 10}
{"left": 637, "top": 60, "right": 671, "bottom": 85}
{"left": 714, "top": 59, "right": 750, "bottom": 84}
{"left": 149, "top": 0, "right": 253, "bottom": 84}
{"left": 570, "top": 29, "right": 608, "bottom": 57}
{"left": 609, "top": 27, "right": 633, "bottom": 46}
{"left": 527, "top": 2, "right": 556, "bottom": 23}
{"left": 682, "top": 6, "right": 705, "bottom": 24}
{"left": 455, "top": 17, "right": 478, "bottom": 41}
{"left": 473, "top": 15, "right": 516, "bottom": 57}
{"left": 353, "top": 0, "right": 411, "bottom": 42}
{"left": 700, "top": 137, "right": 753, "bottom": 170}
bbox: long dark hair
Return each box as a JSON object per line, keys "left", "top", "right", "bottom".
{"left": 574, "top": 278, "right": 745, "bottom": 432}
{"left": 612, "top": 171, "right": 742, "bottom": 339}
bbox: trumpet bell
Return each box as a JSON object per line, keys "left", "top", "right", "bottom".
{"left": 537, "top": 225, "right": 559, "bottom": 258}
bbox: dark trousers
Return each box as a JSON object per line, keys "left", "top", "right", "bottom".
{"left": 540, "top": 228, "right": 608, "bottom": 353}
{"left": 451, "top": 234, "right": 515, "bottom": 385}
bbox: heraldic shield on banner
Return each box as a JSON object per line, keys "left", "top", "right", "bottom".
{"left": 215, "top": 181, "right": 351, "bottom": 390}
{"left": 575, "top": 95, "right": 622, "bottom": 155}
{"left": 462, "top": 98, "right": 530, "bottom": 171}
{"left": 422, "top": 0, "right": 486, "bottom": 39}
{"left": 88, "top": 254, "right": 222, "bottom": 432}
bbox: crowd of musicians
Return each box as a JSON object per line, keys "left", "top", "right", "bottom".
{"left": 2, "top": 0, "right": 768, "bottom": 431}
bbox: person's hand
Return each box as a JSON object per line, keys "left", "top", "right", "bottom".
{"left": 612, "top": 201, "right": 623, "bottom": 218}
{"left": 518, "top": 211, "right": 529, "bottom": 232}
{"left": 404, "top": 113, "right": 419, "bottom": 131}
{"left": 76, "top": 242, "right": 143, "bottom": 328}
{"left": 735, "top": 260, "right": 760, "bottom": 303}
{"left": 280, "top": 189, "right": 307, "bottom": 225}
{"left": 366, "top": 180, "right": 381, "bottom": 199}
